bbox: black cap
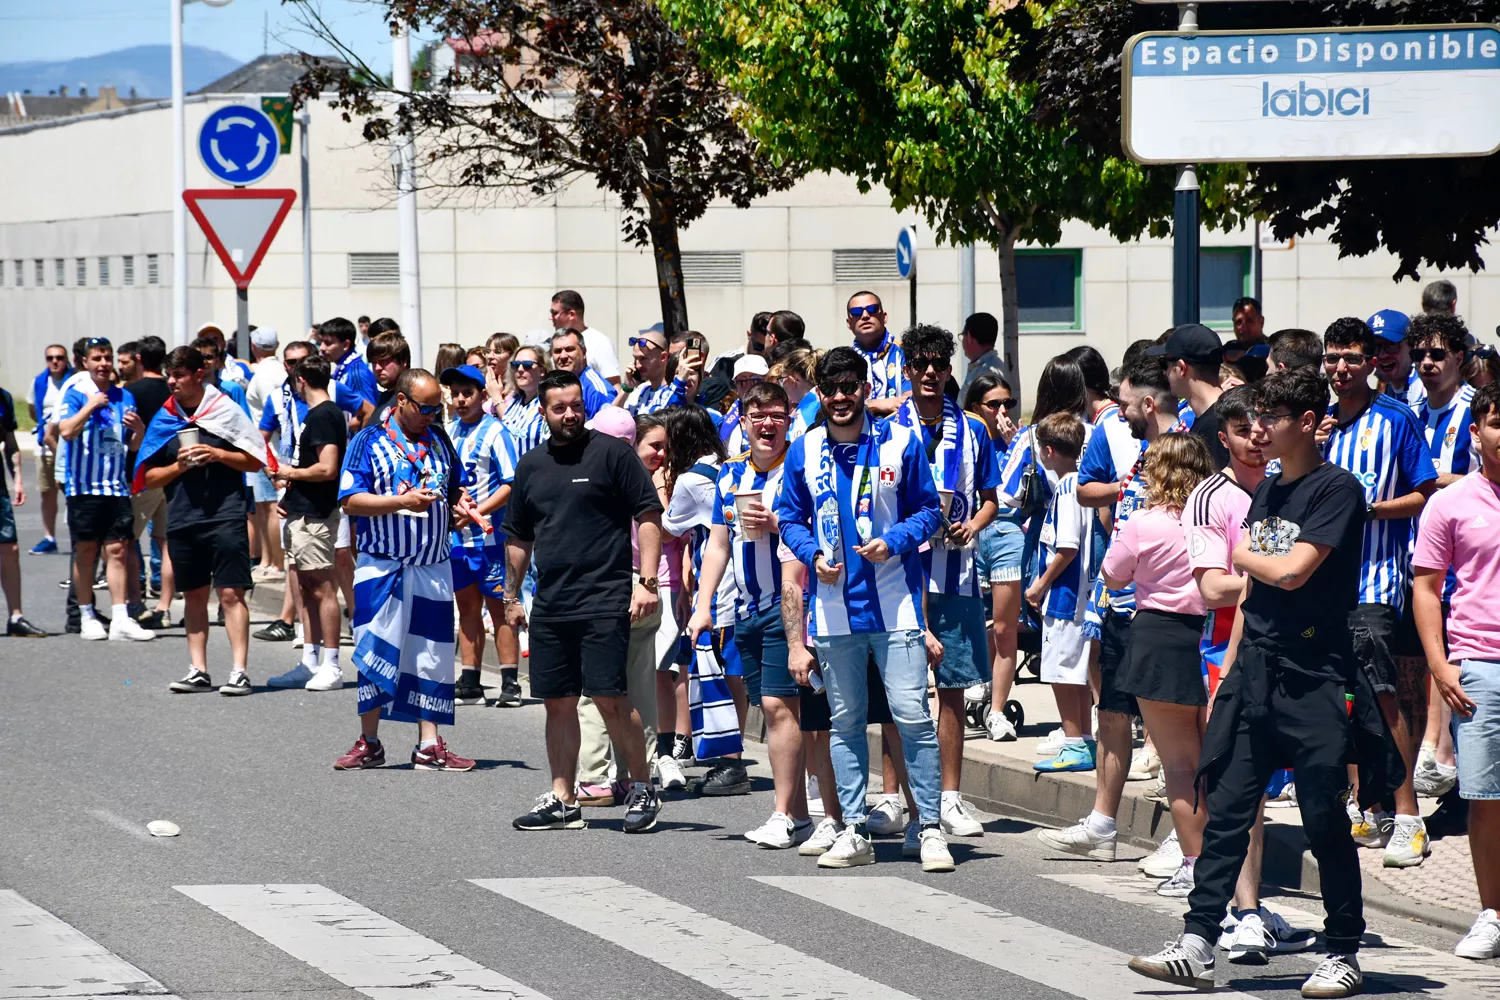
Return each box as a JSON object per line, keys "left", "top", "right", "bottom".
{"left": 1147, "top": 324, "right": 1225, "bottom": 365}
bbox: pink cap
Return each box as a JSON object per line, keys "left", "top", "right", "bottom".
{"left": 586, "top": 404, "right": 636, "bottom": 444}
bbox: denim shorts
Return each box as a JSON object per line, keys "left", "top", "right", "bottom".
{"left": 0, "top": 492, "right": 14, "bottom": 546}
{"left": 976, "top": 519, "right": 1024, "bottom": 589}
{"left": 250, "top": 468, "right": 279, "bottom": 504}
{"left": 1455, "top": 660, "right": 1500, "bottom": 800}
{"left": 928, "top": 592, "right": 989, "bottom": 689}
{"left": 734, "top": 604, "right": 796, "bottom": 701}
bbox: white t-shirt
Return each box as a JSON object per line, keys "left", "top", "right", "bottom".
{"left": 246, "top": 357, "right": 287, "bottom": 422}
{"left": 525, "top": 326, "right": 621, "bottom": 381}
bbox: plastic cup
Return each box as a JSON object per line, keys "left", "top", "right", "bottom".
{"left": 734, "top": 489, "right": 765, "bottom": 541}
{"left": 176, "top": 427, "right": 200, "bottom": 449}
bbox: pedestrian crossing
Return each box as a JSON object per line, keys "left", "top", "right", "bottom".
{"left": 4, "top": 873, "right": 1494, "bottom": 1000}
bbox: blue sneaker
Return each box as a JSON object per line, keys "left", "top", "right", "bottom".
{"left": 28, "top": 537, "right": 57, "bottom": 555}
{"left": 1033, "top": 740, "right": 1097, "bottom": 773}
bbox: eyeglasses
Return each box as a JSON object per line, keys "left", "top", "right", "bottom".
{"left": 1253, "top": 410, "right": 1296, "bottom": 426}
{"left": 510, "top": 360, "right": 539, "bottom": 371}
{"left": 978, "top": 398, "right": 1019, "bottom": 412}
{"left": 733, "top": 376, "right": 764, "bottom": 388}
{"left": 1322, "top": 352, "right": 1370, "bottom": 368}
{"left": 407, "top": 401, "right": 443, "bottom": 417}
{"left": 45, "top": 354, "right": 67, "bottom": 362}
{"left": 818, "top": 379, "right": 862, "bottom": 399}
{"left": 629, "top": 337, "right": 666, "bottom": 350}
{"left": 847, "top": 304, "right": 881, "bottom": 319}
{"left": 908, "top": 355, "right": 951, "bottom": 373}
{"left": 1410, "top": 347, "right": 1451, "bottom": 363}
{"left": 747, "top": 411, "right": 789, "bottom": 424}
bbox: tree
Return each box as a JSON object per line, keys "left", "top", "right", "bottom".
{"left": 1012, "top": 0, "right": 1500, "bottom": 279}
{"left": 665, "top": 0, "right": 1194, "bottom": 396}
{"left": 290, "top": 0, "right": 801, "bottom": 336}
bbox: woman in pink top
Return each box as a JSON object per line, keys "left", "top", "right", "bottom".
{"left": 1100, "top": 432, "right": 1215, "bottom": 896}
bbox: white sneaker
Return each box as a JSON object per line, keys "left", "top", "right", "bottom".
{"left": 746, "top": 812, "right": 796, "bottom": 849}
{"left": 1037, "top": 818, "right": 1117, "bottom": 861}
{"left": 656, "top": 755, "right": 686, "bottom": 790}
{"left": 109, "top": 616, "right": 156, "bottom": 641}
{"left": 305, "top": 666, "right": 344, "bottom": 691}
{"left": 267, "top": 664, "right": 315, "bottom": 688}
{"left": 1128, "top": 934, "right": 1215, "bottom": 989}
{"left": 1139, "top": 830, "right": 1183, "bottom": 878}
{"left": 1413, "top": 751, "right": 1458, "bottom": 798}
{"left": 963, "top": 681, "right": 989, "bottom": 703}
{"left": 919, "top": 827, "right": 956, "bottom": 872}
{"left": 1145, "top": 770, "right": 1167, "bottom": 802}
{"left": 798, "top": 817, "right": 844, "bottom": 856}
{"left": 902, "top": 819, "right": 921, "bottom": 858}
{"left": 940, "top": 794, "right": 985, "bottom": 837}
{"left": 1300, "top": 954, "right": 1362, "bottom": 998}
{"left": 1352, "top": 808, "right": 1393, "bottom": 848}
{"left": 1382, "top": 818, "right": 1431, "bottom": 868}
{"left": 806, "top": 774, "right": 824, "bottom": 817}
{"left": 985, "top": 708, "right": 1017, "bottom": 742}
{"left": 1226, "top": 910, "right": 1273, "bottom": 964}
{"left": 817, "top": 826, "right": 875, "bottom": 868}
{"left": 1035, "top": 727, "right": 1066, "bottom": 756}
{"left": 292, "top": 624, "right": 304, "bottom": 648}
{"left": 1455, "top": 908, "right": 1500, "bottom": 960}
{"left": 80, "top": 617, "right": 107, "bottom": 641}
{"left": 866, "top": 795, "right": 905, "bottom": 836}
{"left": 1156, "top": 861, "right": 1196, "bottom": 898}
{"left": 1128, "top": 746, "right": 1161, "bottom": 781}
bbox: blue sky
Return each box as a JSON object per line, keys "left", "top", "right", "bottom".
{"left": 0, "top": 0, "right": 432, "bottom": 74}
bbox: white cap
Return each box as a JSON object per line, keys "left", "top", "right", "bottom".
{"left": 195, "top": 321, "right": 225, "bottom": 339}
{"left": 250, "top": 326, "right": 279, "bottom": 350}
{"left": 732, "top": 354, "right": 769, "bottom": 379}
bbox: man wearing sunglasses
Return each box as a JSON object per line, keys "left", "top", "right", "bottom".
{"left": 624, "top": 324, "right": 690, "bottom": 415}
{"left": 27, "top": 343, "right": 72, "bottom": 553}
{"left": 775, "top": 346, "right": 952, "bottom": 872}
{"left": 550, "top": 330, "right": 620, "bottom": 416}
{"left": 846, "top": 292, "right": 909, "bottom": 417}
{"left": 1408, "top": 313, "right": 1479, "bottom": 490}
{"left": 1369, "top": 309, "right": 1420, "bottom": 405}
{"left": 1321, "top": 316, "right": 1438, "bottom": 869}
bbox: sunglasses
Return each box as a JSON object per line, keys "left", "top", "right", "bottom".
{"left": 85, "top": 337, "right": 111, "bottom": 348}
{"left": 978, "top": 398, "right": 1019, "bottom": 412}
{"left": 1322, "top": 352, "right": 1370, "bottom": 368}
{"left": 847, "top": 304, "right": 881, "bottom": 319}
{"left": 1254, "top": 410, "right": 1296, "bottom": 426}
{"left": 908, "top": 355, "right": 951, "bottom": 373}
{"left": 510, "top": 359, "right": 539, "bottom": 371}
{"left": 407, "top": 401, "right": 443, "bottom": 417}
{"left": 45, "top": 354, "right": 67, "bottom": 362}
{"left": 629, "top": 336, "right": 666, "bottom": 350}
{"left": 1410, "top": 347, "right": 1451, "bottom": 363}
{"left": 818, "top": 380, "right": 862, "bottom": 398}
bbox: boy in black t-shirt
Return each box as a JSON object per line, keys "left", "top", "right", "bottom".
{"left": 1129, "top": 369, "right": 1371, "bottom": 999}
{"left": 267, "top": 356, "right": 348, "bottom": 692}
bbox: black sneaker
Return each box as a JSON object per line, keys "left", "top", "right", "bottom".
{"left": 219, "top": 671, "right": 252, "bottom": 697}
{"left": 513, "top": 793, "right": 586, "bottom": 831}
{"left": 169, "top": 669, "right": 213, "bottom": 693}
{"left": 137, "top": 609, "right": 171, "bottom": 630}
{"left": 697, "top": 762, "right": 752, "bottom": 797}
{"left": 64, "top": 619, "right": 81, "bottom": 634}
{"left": 672, "top": 732, "right": 696, "bottom": 766}
{"left": 254, "top": 618, "right": 296, "bottom": 641}
{"left": 623, "top": 782, "right": 662, "bottom": 833}
{"left": 454, "top": 670, "right": 486, "bottom": 706}
{"left": 6, "top": 615, "right": 47, "bottom": 637}
{"left": 498, "top": 668, "right": 523, "bottom": 707}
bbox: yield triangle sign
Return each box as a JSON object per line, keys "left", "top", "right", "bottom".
{"left": 183, "top": 188, "right": 296, "bottom": 290}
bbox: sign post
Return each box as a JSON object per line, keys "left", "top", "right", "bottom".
{"left": 182, "top": 189, "right": 296, "bottom": 360}
{"left": 1173, "top": 3, "right": 1200, "bottom": 327}
{"left": 896, "top": 226, "right": 918, "bottom": 327}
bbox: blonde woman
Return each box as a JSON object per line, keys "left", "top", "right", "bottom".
{"left": 501, "top": 345, "right": 550, "bottom": 454}
{"left": 1099, "top": 432, "right": 1216, "bottom": 898}
{"left": 767, "top": 345, "right": 821, "bottom": 440}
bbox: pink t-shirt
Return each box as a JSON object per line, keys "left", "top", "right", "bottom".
{"left": 1412, "top": 472, "right": 1500, "bottom": 662}
{"left": 1100, "top": 505, "right": 1207, "bottom": 616}
{"left": 1184, "top": 473, "right": 1254, "bottom": 605}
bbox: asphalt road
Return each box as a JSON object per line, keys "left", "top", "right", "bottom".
{"left": 2, "top": 500, "right": 1495, "bottom": 1000}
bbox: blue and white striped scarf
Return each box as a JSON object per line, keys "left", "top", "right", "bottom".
{"left": 689, "top": 637, "right": 743, "bottom": 760}
{"left": 353, "top": 553, "right": 457, "bottom": 726}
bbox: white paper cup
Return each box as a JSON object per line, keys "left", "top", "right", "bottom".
{"left": 734, "top": 489, "right": 765, "bottom": 541}
{"left": 933, "top": 489, "right": 955, "bottom": 545}
{"left": 176, "top": 427, "right": 200, "bottom": 449}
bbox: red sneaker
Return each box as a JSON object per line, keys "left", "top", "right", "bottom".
{"left": 334, "top": 736, "right": 386, "bottom": 770}
{"left": 411, "top": 738, "right": 475, "bottom": 772}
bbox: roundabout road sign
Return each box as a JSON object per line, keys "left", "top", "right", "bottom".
{"left": 198, "top": 104, "right": 281, "bottom": 186}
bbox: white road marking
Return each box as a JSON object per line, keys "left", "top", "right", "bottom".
{"left": 0, "top": 889, "right": 178, "bottom": 998}
{"left": 472, "top": 876, "right": 919, "bottom": 1000}
{"left": 1041, "top": 872, "right": 1500, "bottom": 1000}
{"left": 175, "top": 883, "right": 549, "bottom": 999}
{"left": 756, "top": 875, "right": 1263, "bottom": 1000}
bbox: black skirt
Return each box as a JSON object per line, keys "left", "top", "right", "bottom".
{"left": 1117, "top": 607, "right": 1209, "bottom": 707}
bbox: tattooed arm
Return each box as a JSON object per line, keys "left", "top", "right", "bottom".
{"left": 781, "top": 557, "right": 818, "bottom": 687}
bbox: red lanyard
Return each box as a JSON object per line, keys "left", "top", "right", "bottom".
{"left": 1117, "top": 419, "right": 1188, "bottom": 505}
{"left": 383, "top": 417, "right": 431, "bottom": 490}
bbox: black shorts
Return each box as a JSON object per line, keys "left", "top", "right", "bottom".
{"left": 66, "top": 494, "right": 134, "bottom": 544}
{"left": 1117, "top": 608, "right": 1208, "bottom": 708}
{"left": 1394, "top": 594, "right": 1449, "bottom": 658}
{"left": 798, "top": 653, "right": 894, "bottom": 732}
{"left": 168, "top": 520, "right": 253, "bottom": 592}
{"left": 1350, "top": 603, "right": 1401, "bottom": 696}
{"left": 1097, "top": 610, "right": 1139, "bottom": 717}
{"left": 530, "top": 615, "right": 630, "bottom": 699}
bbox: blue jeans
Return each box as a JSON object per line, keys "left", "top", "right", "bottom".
{"left": 813, "top": 629, "right": 942, "bottom": 826}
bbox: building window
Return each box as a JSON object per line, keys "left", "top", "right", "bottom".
{"left": 680, "top": 251, "right": 743, "bottom": 286}
{"left": 348, "top": 252, "right": 400, "bottom": 286}
{"left": 146, "top": 254, "right": 160, "bottom": 285}
{"left": 1016, "top": 249, "right": 1083, "bottom": 332}
{"left": 122, "top": 255, "right": 134, "bottom": 286}
{"left": 54, "top": 258, "right": 65, "bottom": 286}
{"left": 98, "top": 256, "right": 110, "bottom": 287}
{"left": 34, "top": 259, "right": 44, "bottom": 286}
{"left": 832, "top": 248, "right": 903, "bottom": 284}
{"left": 9, "top": 260, "right": 18, "bottom": 287}
{"left": 1199, "top": 248, "right": 1251, "bottom": 329}
{"left": 76, "top": 257, "right": 87, "bottom": 286}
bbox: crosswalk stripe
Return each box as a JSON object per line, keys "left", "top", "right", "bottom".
{"left": 1039, "top": 873, "right": 1500, "bottom": 1000}
{"left": 755, "top": 876, "right": 1262, "bottom": 1000}
{"left": 472, "top": 876, "right": 920, "bottom": 1000}
{"left": 0, "top": 889, "right": 179, "bottom": 999}
{"left": 174, "top": 884, "right": 550, "bottom": 999}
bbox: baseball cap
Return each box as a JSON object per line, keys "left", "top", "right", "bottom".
{"left": 1223, "top": 339, "right": 1270, "bottom": 359}
{"left": 250, "top": 326, "right": 280, "bottom": 351}
{"left": 586, "top": 404, "right": 637, "bottom": 444}
{"left": 1368, "top": 309, "right": 1411, "bottom": 344}
{"left": 438, "top": 364, "right": 486, "bottom": 389}
{"left": 195, "top": 321, "right": 225, "bottom": 339}
{"left": 1146, "top": 323, "right": 1225, "bottom": 364}
{"left": 638, "top": 322, "right": 666, "bottom": 337}
{"left": 732, "top": 355, "right": 769, "bottom": 379}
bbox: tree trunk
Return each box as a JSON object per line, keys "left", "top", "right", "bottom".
{"left": 996, "top": 225, "right": 1022, "bottom": 409}
{"left": 641, "top": 127, "right": 690, "bottom": 338}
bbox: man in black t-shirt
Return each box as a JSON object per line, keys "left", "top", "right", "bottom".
{"left": 124, "top": 335, "right": 175, "bottom": 630}
{"left": 1149, "top": 323, "right": 1230, "bottom": 468}
{"left": 142, "top": 347, "right": 266, "bottom": 697}
{"left": 267, "top": 356, "right": 348, "bottom": 693}
{"left": 502, "top": 370, "right": 665, "bottom": 834}
{"left": 1129, "top": 369, "right": 1371, "bottom": 998}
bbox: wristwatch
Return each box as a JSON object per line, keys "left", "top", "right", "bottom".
{"left": 1366, "top": 503, "right": 1377, "bottom": 521}
{"left": 638, "top": 576, "right": 659, "bottom": 594}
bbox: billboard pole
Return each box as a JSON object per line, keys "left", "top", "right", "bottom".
{"left": 1173, "top": 2, "right": 1201, "bottom": 326}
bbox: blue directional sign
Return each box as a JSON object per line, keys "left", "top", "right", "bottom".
{"left": 198, "top": 105, "right": 281, "bottom": 186}
{"left": 895, "top": 226, "right": 917, "bottom": 280}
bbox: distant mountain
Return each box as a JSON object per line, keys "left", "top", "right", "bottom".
{"left": 0, "top": 45, "right": 241, "bottom": 99}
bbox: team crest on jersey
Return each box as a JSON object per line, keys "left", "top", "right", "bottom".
{"left": 886, "top": 362, "right": 898, "bottom": 381}
{"left": 722, "top": 504, "right": 736, "bottom": 524}
{"left": 818, "top": 497, "right": 841, "bottom": 548}
{"left": 1248, "top": 515, "right": 1301, "bottom": 557}
{"left": 1359, "top": 427, "right": 1376, "bottom": 450}
{"left": 879, "top": 465, "right": 897, "bottom": 485}
{"left": 1445, "top": 426, "right": 1458, "bottom": 448}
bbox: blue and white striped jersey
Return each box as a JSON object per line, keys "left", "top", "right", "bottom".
{"left": 580, "top": 366, "right": 617, "bottom": 418}
{"left": 1413, "top": 383, "right": 1478, "bottom": 478}
{"left": 501, "top": 394, "right": 549, "bottom": 455}
{"left": 853, "top": 334, "right": 910, "bottom": 400}
{"left": 339, "top": 420, "right": 457, "bottom": 567}
{"left": 721, "top": 400, "right": 748, "bottom": 455}
{"left": 1040, "top": 473, "right": 1094, "bottom": 621}
{"left": 776, "top": 417, "right": 943, "bottom": 636}
{"left": 712, "top": 454, "right": 787, "bottom": 620}
{"left": 448, "top": 413, "right": 518, "bottom": 550}
{"left": 1078, "top": 406, "right": 1149, "bottom": 616}
{"left": 998, "top": 419, "right": 1100, "bottom": 518}
{"left": 259, "top": 381, "right": 364, "bottom": 461}
{"left": 1324, "top": 394, "right": 1437, "bottom": 609}
{"left": 60, "top": 384, "right": 136, "bottom": 497}
{"left": 664, "top": 457, "right": 739, "bottom": 628}
{"left": 331, "top": 349, "right": 380, "bottom": 406}
{"left": 625, "top": 378, "right": 688, "bottom": 415}
{"left": 789, "top": 392, "right": 822, "bottom": 441}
